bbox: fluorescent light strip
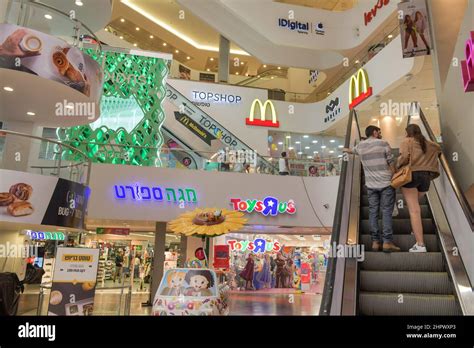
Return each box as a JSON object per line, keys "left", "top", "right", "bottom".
{"left": 121, "top": 0, "right": 249, "bottom": 56}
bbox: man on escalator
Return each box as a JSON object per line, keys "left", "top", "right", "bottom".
{"left": 344, "top": 126, "right": 401, "bottom": 253}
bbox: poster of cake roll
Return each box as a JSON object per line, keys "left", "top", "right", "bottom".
{"left": 0, "top": 23, "right": 103, "bottom": 100}
{"left": 0, "top": 169, "right": 89, "bottom": 229}
{"left": 48, "top": 247, "right": 100, "bottom": 316}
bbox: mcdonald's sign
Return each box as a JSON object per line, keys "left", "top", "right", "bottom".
{"left": 246, "top": 99, "right": 280, "bottom": 128}
{"left": 348, "top": 68, "right": 373, "bottom": 110}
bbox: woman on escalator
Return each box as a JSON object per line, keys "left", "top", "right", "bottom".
{"left": 397, "top": 124, "right": 441, "bottom": 252}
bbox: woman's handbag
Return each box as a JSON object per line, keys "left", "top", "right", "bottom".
{"left": 391, "top": 140, "right": 413, "bottom": 189}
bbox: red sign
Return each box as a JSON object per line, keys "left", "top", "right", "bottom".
{"left": 96, "top": 227, "right": 130, "bottom": 235}
{"left": 364, "top": 0, "right": 390, "bottom": 26}
{"left": 213, "top": 245, "right": 230, "bottom": 269}
{"left": 195, "top": 247, "right": 206, "bottom": 261}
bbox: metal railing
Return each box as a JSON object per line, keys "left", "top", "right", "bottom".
{"left": 0, "top": 130, "right": 91, "bottom": 186}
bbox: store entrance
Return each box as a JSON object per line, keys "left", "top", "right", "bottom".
{"left": 217, "top": 232, "right": 330, "bottom": 315}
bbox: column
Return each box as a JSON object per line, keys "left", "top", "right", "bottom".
{"left": 178, "top": 236, "right": 187, "bottom": 267}
{"left": 218, "top": 35, "right": 230, "bottom": 83}
{"left": 150, "top": 222, "right": 166, "bottom": 302}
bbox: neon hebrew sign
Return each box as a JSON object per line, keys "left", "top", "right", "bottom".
{"left": 230, "top": 197, "right": 296, "bottom": 216}
{"left": 26, "top": 231, "right": 65, "bottom": 241}
{"left": 228, "top": 239, "right": 282, "bottom": 253}
{"left": 348, "top": 68, "right": 373, "bottom": 109}
{"left": 114, "top": 184, "right": 197, "bottom": 203}
{"left": 461, "top": 31, "right": 474, "bottom": 92}
{"left": 245, "top": 99, "right": 280, "bottom": 128}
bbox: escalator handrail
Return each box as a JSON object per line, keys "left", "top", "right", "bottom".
{"left": 408, "top": 102, "right": 474, "bottom": 230}
{"left": 319, "top": 109, "right": 361, "bottom": 315}
{"left": 166, "top": 82, "right": 278, "bottom": 173}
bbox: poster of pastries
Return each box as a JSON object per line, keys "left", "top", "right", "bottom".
{"left": 48, "top": 247, "right": 100, "bottom": 316}
{"left": 0, "top": 169, "right": 89, "bottom": 229}
{"left": 0, "top": 23, "right": 103, "bottom": 100}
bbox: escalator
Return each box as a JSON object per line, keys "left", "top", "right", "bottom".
{"left": 320, "top": 104, "right": 474, "bottom": 316}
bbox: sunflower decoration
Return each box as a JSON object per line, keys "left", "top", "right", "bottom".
{"left": 168, "top": 208, "right": 246, "bottom": 237}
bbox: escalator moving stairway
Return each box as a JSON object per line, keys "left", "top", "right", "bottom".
{"left": 358, "top": 162, "right": 462, "bottom": 315}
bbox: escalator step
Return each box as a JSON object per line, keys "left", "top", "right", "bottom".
{"left": 360, "top": 271, "right": 453, "bottom": 294}
{"left": 361, "top": 194, "right": 428, "bottom": 206}
{"left": 361, "top": 252, "right": 444, "bottom": 272}
{"left": 359, "top": 292, "right": 461, "bottom": 315}
{"left": 361, "top": 205, "right": 431, "bottom": 219}
{"left": 360, "top": 219, "right": 436, "bottom": 235}
{"left": 359, "top": 234, "right": 439, "bottom": 252}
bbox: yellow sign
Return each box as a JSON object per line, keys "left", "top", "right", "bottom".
{"left": 348, "top": 68, "right": 373, "bottom": 110}
{"left": 246, "top": 99, "right": 280, "bottom": 128}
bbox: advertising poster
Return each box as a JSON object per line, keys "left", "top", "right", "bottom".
{"left": 213, "top": 245, "right": 230, "bottom": 269}
{"left": 0, "top": 169, "right": 89, "bottom": 229}
{"left": 48, "top": 247, "right": 100, "bottom": 316}
{"left": 178, "top": 64, "right": 191, "bottom": 80}
{"left": 199, "top": 72, "right": 216, "bottom": 82}
{"left": 0, "top": 23, "right": 103, "bottom": 99}
{"left": 398, "top": 0, "right": 432, "bottom": 58}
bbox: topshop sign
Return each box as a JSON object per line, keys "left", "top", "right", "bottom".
{"left": 192, "top": 90, "right": 242, "bottom": 104}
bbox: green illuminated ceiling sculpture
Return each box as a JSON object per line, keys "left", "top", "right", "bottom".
{"left": 59, "top": 49, "right": 169, "bottom": 166}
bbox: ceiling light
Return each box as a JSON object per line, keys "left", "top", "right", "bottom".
{"left": 135, "top": 27, "right": 140, "bottom": 31}
{"left": 245, "top": 73, "right": 249, "bottom": 76}
{"left": 75, "top": 0, "right": 83, "bottom": 6}
{"left": 119, "top": 36, "right": 123, "bottom": 39}
{"left": 271, "top": 76, "right": 274, "bottom": 79}
{"left": 277, "top": 66, "right": 281, "bottom": 70}
{"left": 327, "top": 92, "right": 331, "bottom": 95}
{"left": 257, "top": 75, "right": 260, "bottom": 78}
{"left": 133, "top": 43, "right": 137, "bottom": 47}
{"left": 388, "top": 34, "right": 393, "bottom": 39}
{"left": 295, "top": 141, "right": 301, "bottom": 144}
{"left": 305, "top": 146, "right": 310, "bottom": 149}
{"left": 372, "top": 118, "right": 378, "bottom": 121}
{"left": 298, "top": 151, "right": 303, "bottom": 155}
{"left": 121, "top": 0, "right": 249, "bottom": 55}
{"left": 313, "top": 151, "right": 318, "bottom": 154}
{"left": 278, "top": 142, "right": 283, "bottom": 145}
{"left": 27, "top": 112, "right": 35, "bottom": 116}
{"left": 206, "top": 68, "right": 210, "bottom": 72}
{"left": 321, "top": 145, "right": 327, "bottom": 149}
{"left": 120, "top": 18, "right": 125, "bottom": 22}
{"left": 355, "top": 60, "right": 360, "bottom": 64}
{"left": 149, "top": 35, "right": 154, "bottom": 39}
{"left": 210, "top": 57, "right": 214, "bottom": 61}
{"left": 236, "top": 72, "right": 239, "bottom": 75}
{"left": 303, "top": 135, "right": 309, "bottom": 138}
{"left": 289, "top": 147, "right": 294, "bottom": 150}
{"left": 286, "top": 135, "right": 291, "bottom": 139}
{"left": 175, "top": 50, "right": 179, "bottom": 53}
{"left": 104, "top": 28, "right": 109, "bottom": 32}
{"left": 240, "top": 61, "right": 244, "bottom": 65}
{"left": 307, "top": 156, "right": 312, "bottom": 159}
{"left": 330, "top": 139, "right": 335, "bottom": 143}
{"left": 263, "top": 64, "right": 267, "bottom": 68}
{"left": 3, "top": 86, "right": 14, "bottom": 92}
{"left": 44, "top": 14, "right": 52, "bottom": 19}
{"left": 162, "top": 42, "right": 167, "bottom": 46}
{"left": 329, "top": 150, "right": 335, "bottom": 153}
{"left": 186, "top": 56, "right": 190, "bottom": 60}
{"left": 338, "top": 145, "right": 344, "bottom": 148}
{"left": 312, "top": 140, "right": 318, "bottom": 144}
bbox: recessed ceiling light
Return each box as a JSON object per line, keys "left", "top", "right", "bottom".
{"left": 186, "top": 56, "right": 190, "bottom": 60}
{"left": 329, "top": 150, "right": 335, "bottom": 153}
{"left": 271, "top": 76, "right": 274, "bottom": 79}
{"left": 388, "top": 34, "right": 393, "bottom": 39}
{"left": 3, "top": 86, "right": 13, "bottom": 92}
{"left": 303, "top": 135, "right": 309, "bottom": 138}
{"left": 372, "top": 118, "right": 377, "bottom": 121}
{"left": 330, "top": 139, "right": 335, "bottom": 143}
{"left": 44, "top": 14, "right": 52, "bottom": 19}
{"left": 104, "top": 28, "right": 109, "bottom": 32}
{"left": 263, "top": 64, "right": 267, "bottom": 68}
{"left": 321, "top": 145, "right": 327, "bottom": 149}
{"left": 289, "top": 147, "right": 294, "bottom": 150}
{"left": 257, "top": 75, "right": 260, "bottom": 78}
{"left": 119, "top": 36, "right": 123, "bottom": 39}
{"left": 295, "top": 141, "right": 301, "bottom": 144}
{"left": 135, "top": 27, "right": 140, "bottom": 31}
{"left": 338, "top": 145, "right": 344, "bottom": 148}
{"left": 120, "top": 18, "right": 125, "bottom": 22}
{"left": 210, "top": 57, "right": 214, "bottom": 61}
{"left": 307, "top": 156, "right": 312, "bottom": 159}
{"left": 355, "top": 60, "right": 360, "bottom": 64}
{"left": 162, "top": 42, "right": 167, "bottom": 46}
{"left": 297, "top": 151, "right": 303, "bottom": 155}
{"left": 149, "top": 35, "right": 154, "bottom": 39}
{"left": 277, "top": 66, "right": 281, "bottom": 70}
{"left": 27, "top": 112, "right": 35, "bottom": 116}
{"left": 75, "top": 0, "right": 83, "bottom": 6}
{"left": 278, "top": 142, "right": 283, "bottom": 145}
{"left": 305, "top": 146, "right": 310, "bottom": 149}
{"left": 313, "top": 151, "right": 318, "bottom": 154}
{"left": 245, "top": 73, "right": 249, "bottom": 76}
{"left": 236, "top": 72, "right": 239, "bottom": 75}
{"left": 175, "top": 49, "right": 179, "bottom": 53}
{"left": 206, "top": 68, "right": 210, "bottom": 72}
{"left": 327, "top": 92, "right": 331, "bottom": 95}
{"left": 240, "top": 61, "right": 244, "bottom": 65}
{"left": 286, "top": 135, "right": 291, "bottom": 139}
{"left": 133, "top": 43, "right": 137, "bottom": 47}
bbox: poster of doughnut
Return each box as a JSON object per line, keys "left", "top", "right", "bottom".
{"left": 0, "top": 23, "right": 103, "bottom": 100}
{"left": 48, "top": 248, "right": 100, "bottom": 316}
{"left": 398, "top": 0, "right": 432, "bottom": 58}
{"left": 0, "top": 169, "right": 89, "bottom": 229}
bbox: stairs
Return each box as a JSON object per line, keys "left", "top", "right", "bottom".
{"left": 358, "top": 182, "right": 461, "bottom": 315}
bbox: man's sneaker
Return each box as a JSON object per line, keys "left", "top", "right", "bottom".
{"left": 383, "top": 242, "right": 401, "bottom": 253}
{"left": 371, "top": 241, "right": 382, "bottom": 251}
{"left": 409, "top": 243, "right": 427, "bottom": 252}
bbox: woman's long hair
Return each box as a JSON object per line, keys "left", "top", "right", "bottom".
{"left": 406, "top": 124, "right": 427, "bottom": 153}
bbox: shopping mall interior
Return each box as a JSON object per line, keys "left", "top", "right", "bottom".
{"left": 0, "top": 0, "right": 473, "bottom": 320}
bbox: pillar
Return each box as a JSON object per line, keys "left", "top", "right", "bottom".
{"left": 178, "top": 236, "right": 187, "bottom": 267}
{"left": 150, "top": 222, "right": 166, "bottom": 302}
{"left": 218, "top": 35, "right": 230, "bottom": 83}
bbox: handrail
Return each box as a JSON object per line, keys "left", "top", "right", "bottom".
{"left": 408, "top": 102, "right": 473, "bottom": 230}
{"left": 319, "top": 108, "right": 361, "bottom": 315}
{"left": 0, "top": 130, "right": 91, "bottom": 185}
{"left": 14, "top": 0, "right": 102, "bottom": 51}
{"left": 236, "top": 68, "right": 287, "bottom": 86}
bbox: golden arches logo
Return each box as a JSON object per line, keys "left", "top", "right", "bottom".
{"left": 246, "top": 99, "right": 280, "bottom": 128}
{"left": 348, "top": 68, "right": 373, "bottom": 110}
